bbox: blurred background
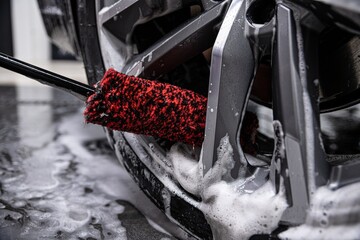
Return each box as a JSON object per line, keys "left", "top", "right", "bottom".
{"left": 0, "top": 0, "right": 86, "bottom": 86}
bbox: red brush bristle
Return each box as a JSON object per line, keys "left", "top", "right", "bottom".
{"left": 84, "top": 68, "right": 258, "bottom": 151}
{"left": 84, "top": 68, "right": 207, "bottom": 146}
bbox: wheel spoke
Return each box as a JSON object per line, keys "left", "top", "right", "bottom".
{"left": 98, "top": 0, "right": 138, "bottom": 26}
{"left": 201, "top": 0, "right": 218, "bottom": 10}
{"left": 123, "top": 1, "right": 229, "bottom": 77}
{"left": 98, "top": 0, "right": 183, "bottom": 43}
{"left": 271, "top": 3, "right": 330, "bottom": 225}
{"left": 201, "top": 0, "right": 256, "bottom": 178}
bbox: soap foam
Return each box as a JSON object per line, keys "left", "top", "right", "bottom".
{"left": 279, "top": 182, "right": 360, "bottom": 240}
{"left": 169, "top": 135, "right": 287, "bottom": 240}
{"left": 201, "top": 181, "right": 287, "bottom": 240}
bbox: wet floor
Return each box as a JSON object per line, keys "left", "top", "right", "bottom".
{"left": 0, "top": 86, "right": 178, "bottom": 240}
{"left": 0, "top": 84, "right": 359, "bottom": 240}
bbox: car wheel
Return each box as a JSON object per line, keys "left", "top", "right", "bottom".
{"left": 76, "top": 0, "right": 360, "bottom": 239}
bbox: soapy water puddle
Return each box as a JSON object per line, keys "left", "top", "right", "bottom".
{"left": 0, "top": 86, "right": 176, "bottom": 240}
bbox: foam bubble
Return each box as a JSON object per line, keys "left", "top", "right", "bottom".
{"left": 279, "top": 182, "right": 360, "bottom": 240}
{"left": 170, "top": 135, "right": 287, "bottom": 239}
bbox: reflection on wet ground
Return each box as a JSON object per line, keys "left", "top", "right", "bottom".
{"left": 0, "top": 86, "right": 176, "bottom": 240}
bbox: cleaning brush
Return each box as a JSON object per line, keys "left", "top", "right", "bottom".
{"left": 0, "top": 52, "right": 258, "bottom": 152}
{"left": 84, "top": 68, "right": 258, "bottom": 153}
{"left": 84, "top": 68, "right": 207, "bottom": 146}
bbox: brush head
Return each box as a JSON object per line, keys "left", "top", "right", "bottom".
{"left": 84, "top": 68, "right": 258, "bottom": 152}
{"left": 84, "top": 68, "right": 207, "bottom": 146}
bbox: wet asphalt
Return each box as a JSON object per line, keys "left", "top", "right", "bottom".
{"left": 0, "top": 86, "right": 176, "bottom": 240}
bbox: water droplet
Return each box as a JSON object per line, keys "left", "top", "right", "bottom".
{"left": 149, "top": 143, "right": 155, "bottom": 150}
{"left": 320, "top": 219, "right": 328, "bottom": 226}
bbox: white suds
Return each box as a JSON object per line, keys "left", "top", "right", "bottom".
{"left": 171, "top": 144, "right": 203, "bottom": 196}
{"left": 201, "top": 181, "right": 287, "bottom": 240}
{"left": 169, "top": 135, "right": 287, "bottom": 240}
{"left": 279, "top": 182, "right": 360, "bottom": 240}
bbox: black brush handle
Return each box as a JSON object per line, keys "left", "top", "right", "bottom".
{"left": 0, "top": 52, "right": 94, "bottom": 101}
